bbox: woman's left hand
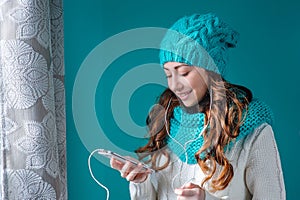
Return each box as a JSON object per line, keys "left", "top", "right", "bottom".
{"left": 174, "top": 182, "right": 205, "bottom": 200}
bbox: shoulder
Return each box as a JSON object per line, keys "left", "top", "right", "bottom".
{"left": 243, "top": 123, "right": 274, "bottom": 146}
{"left": 239, "top": 122, "right": 281, "bottom": 165}
{"left": 225, "top": 123, "right": 276, "bottom": 170}
{"left": 226, "top": 122, "right": 275, "bottom": 163}
{"left": 229, "top": 123, "right": 274, "bottom": 155}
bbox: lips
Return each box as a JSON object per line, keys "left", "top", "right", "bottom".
{"left": 177, "top": 90, "right": 192, "bottom": 100}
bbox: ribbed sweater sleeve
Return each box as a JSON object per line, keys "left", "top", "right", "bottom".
{"left": 245, "top": 125, "right": 286, "bottom": 199}
{"left": 129, "top": 175, "right": 157, "bottom": 200}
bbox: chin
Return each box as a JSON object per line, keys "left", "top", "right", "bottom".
{"left": 181, "top": 101, "right": 200, "bottom": 113}
{"left": 182, "top": 100, "right": 197, "bottom": 107}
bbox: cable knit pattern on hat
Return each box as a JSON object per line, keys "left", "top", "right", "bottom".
{"left": 160, "top": 13, "right": 239, "bottom": 76}
{"left": 167, "top": 98, "right": 274, "bottom": 164}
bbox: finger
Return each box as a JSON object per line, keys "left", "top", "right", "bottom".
{"left": 125, "top": 163, "right": 143, "bottom": 181}
{"left": 181, "top": 182, "right": 200, "bottom": 189}
{"left": 176, "top": 195, "right": 190, "bottom": 200}
{"left": 120, "top": 160, "right": 134, "bottom": 178}
{"left": 110, "top": 157, "right": 124, "bottom": 170}
{"left": 174, "top": 188, "right": 200, "bottom": 197}
{"left": 126, "top": 163, "right": 149, "bottom": 182}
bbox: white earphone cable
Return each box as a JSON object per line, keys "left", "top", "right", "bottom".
{"left": 164, "top": 89, "right": 212, "bottom": 190}
{"left": 88, "top": 149, "right": 110, "bottom": 200}
{"left": 183, "top": 88, "right": 213, "bottom": 149}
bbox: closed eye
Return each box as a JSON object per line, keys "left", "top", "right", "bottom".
{"left": 180, "top": 72, "right": 189, "bottom": 76}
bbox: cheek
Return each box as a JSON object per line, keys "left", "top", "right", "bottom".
{"left": 195, "top": 88, "right": 206, "bottom": 100}
{"left": 167, "top": 79, "right": 172, "bottom": 90}
{"left": 191, "top": 78, "right": 207, "bottom": 98}
{"left": 188, "top": 76, "right": 202, "bottom": 90}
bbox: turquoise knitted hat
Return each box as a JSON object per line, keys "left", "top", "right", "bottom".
{"left": 159, "top": 13, "right": 239, "bottom": 76}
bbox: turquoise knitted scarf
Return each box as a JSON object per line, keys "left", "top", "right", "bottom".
{"left": 167, "top": 98, "right": 274, "bottom": 164}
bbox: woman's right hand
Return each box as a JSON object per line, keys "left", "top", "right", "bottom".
{"left": 174, "top": 182, "right": 206, "bottom": 200}
{"left": 110, "top": 157, "right": 152, "bottom": 183}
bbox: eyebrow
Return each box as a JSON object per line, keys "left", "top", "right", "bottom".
{"left": 163, "top": 64, "right": 190, "bottom": 70}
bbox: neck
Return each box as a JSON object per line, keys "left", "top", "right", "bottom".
{"left": 182, "top": 104, "right": 205, "bottom": 114}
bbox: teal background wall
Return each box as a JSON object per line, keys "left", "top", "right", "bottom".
{"left": 64, "top": 0, "right": 300, "bottom": 199}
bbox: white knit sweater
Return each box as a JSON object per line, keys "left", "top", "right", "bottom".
{"left": 129, "top": 123, "right": 286, "bottom": 200}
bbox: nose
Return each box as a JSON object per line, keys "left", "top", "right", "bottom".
{"left": 169, "top": 75, "right": 184, "bottom": 92}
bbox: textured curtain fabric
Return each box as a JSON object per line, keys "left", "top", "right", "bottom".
{"left": 0, "top": 0, "right": 67, "bottom": 199}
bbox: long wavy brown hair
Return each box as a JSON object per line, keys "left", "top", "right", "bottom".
{"left": 135, "top": 70, "right": 252, "bottom": 191}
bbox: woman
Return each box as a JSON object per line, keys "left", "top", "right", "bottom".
{"left": 111, "top": 13, "right": 285, "bottom": 199}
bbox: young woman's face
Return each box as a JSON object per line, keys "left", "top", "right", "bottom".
{"left": 163, "top": 62, "right": 208, "bottom": 107}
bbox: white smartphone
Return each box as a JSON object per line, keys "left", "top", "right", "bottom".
{"left": 97, "top": 149, "right": 154, "bottom": 173}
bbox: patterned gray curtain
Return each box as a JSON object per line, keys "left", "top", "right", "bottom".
{"left": 0, "top": 0, "right": 67, "bottom": 199}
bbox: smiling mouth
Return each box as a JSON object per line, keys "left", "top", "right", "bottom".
{"left": 177, "top": 90, "right": 192, "bottom": 100}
